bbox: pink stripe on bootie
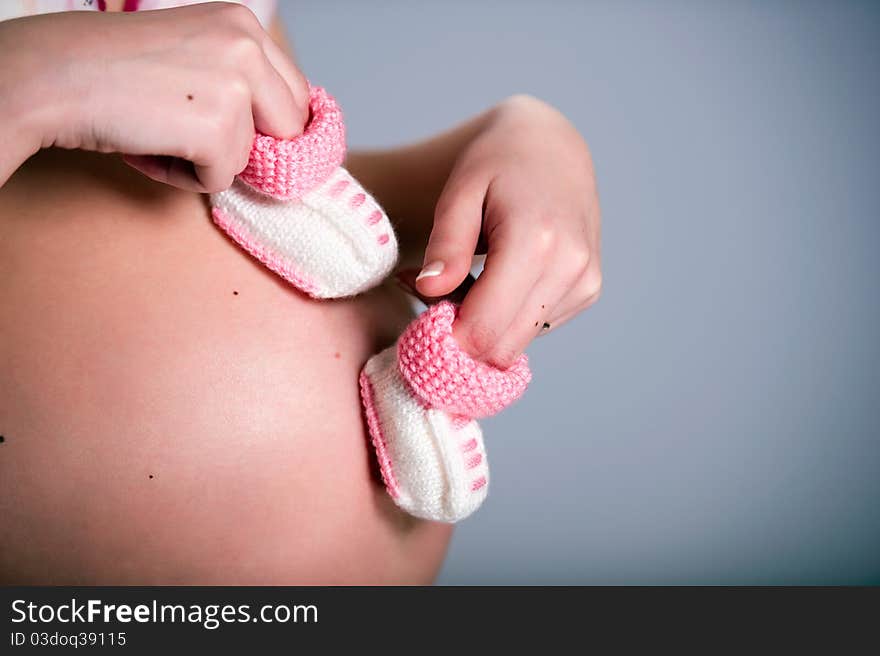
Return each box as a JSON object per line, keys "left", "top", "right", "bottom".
{"left": 360, "top": 301, "right": 532, "bottom": 523}
{"left": 210, "top": 87, "right": 398, "bottom": 298}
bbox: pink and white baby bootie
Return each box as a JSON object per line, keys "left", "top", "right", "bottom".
{"left": 210, "top": 86, "right": 398, "bottom": 298}
{"left": 359, "top": 301, "right": 532, "bottom": 522}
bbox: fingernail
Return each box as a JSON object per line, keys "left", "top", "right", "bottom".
{"left": 416, "top": 261, "right": 444, "bottom": 281}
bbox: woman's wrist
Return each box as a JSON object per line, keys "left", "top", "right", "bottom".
{"left": 0, "top": 73, "right": 43, "bottom": 186}
{"left": 0, "top": 16, "right": 85, "bottom": 185}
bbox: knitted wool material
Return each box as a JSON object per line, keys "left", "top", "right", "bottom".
{"left": 240, "top": 86, "right": 346, "bottom": 201}
{"left": 359, "top": 301, "right": 532, "bottom": 522}
{"left": 397, "top": 301, "right": 532, "bottom": 418}
{"left": 361, "top": 348, "right": 490, "bottom": 523}
{"left": 210, "top": 87, "right": 398, "bottom": 298}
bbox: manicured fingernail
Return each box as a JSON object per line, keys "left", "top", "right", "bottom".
{"left": 416, "top": 261, "right": 444, "bottom": 281}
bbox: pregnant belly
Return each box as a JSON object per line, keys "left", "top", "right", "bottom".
{"left": 0, "top": 149, "right": 452, "bottom": 584}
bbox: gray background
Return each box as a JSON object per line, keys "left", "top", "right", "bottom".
{"left": 280, "top": 0, "right": 880, "bottom": 584}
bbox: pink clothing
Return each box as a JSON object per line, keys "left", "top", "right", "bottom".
{"left": 209, "top": 86, "right": 400, "bottom": 300}
{"left": 0, "top": 0, "right": 277, "bottom": 29}
{"left": 397, "top": 301, "right": 532, "bottom": 418}
{"left": 241, "top": 86, "right": 347, "bottom": 201}
{"left": 358, "top": 300, "right": 531, "bottom": 522}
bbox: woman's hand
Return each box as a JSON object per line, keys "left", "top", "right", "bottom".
{"left": 411, "top": 96, "right": 602, "bottom": 367}
{"left": 0, "top": 2, "right": 308, "bottom": 191}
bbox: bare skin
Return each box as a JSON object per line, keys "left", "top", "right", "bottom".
{"left": 0, "top": 2, "right": 601, "bottom": 584}
{"left": 0, "top": 3, "right": 454, "bottom": 585}
{"left": 0, "top": 148, "right": 452, "bottom": 584}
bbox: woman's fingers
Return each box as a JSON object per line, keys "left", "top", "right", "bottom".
{"left": 195, "top": 99, "right": 256, "bottom": 190}
{"left": 244, "top": 40, "right": 307, "bottom": 139}
{"left": 400, "top": 224, "right": 597, "bottom": 370}
{"left": 123, "top": 90, "right": 255, "bottom": 193}
{"left": 454, "top": 202, "right": 597, "bottom": 366}
{"left": 118, "top": 5, "right": 305, "bottom": 191}
{"left": 479, "top": 270, "right": 572, "bottom": 368}
{"left": 261, "top": 33, "right": 310, "bottom": 133}
{"left": 542, "top": 263, "right": 603, "bottom": 330}
{"left": 415, "top": 168, "right": 488, "bottom": 298}
{"left": 122, "top": 155, "right": 201, "bottom": 191}
{"left": 453, "top": 219, "right": 545, "bottom": 362}
{"left": 215, "top": 3, "right": 307, "bottom": 139}
{"left": 396, "top": 268, "right": 475, "bottom": 305}
{"left": 214, "top": 38, "right": 300, "bottom": 142}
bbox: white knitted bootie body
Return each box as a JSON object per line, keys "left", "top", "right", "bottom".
{"left": 360, "top": 302, "right": 531, "bottom": 523}
{"left": 210, "top": 86, "right": 397, "bottom": 298}
{"left": 360, "top": 348, "right": 489, "bottom": 522}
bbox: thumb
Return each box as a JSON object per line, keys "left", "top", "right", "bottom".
{"left": 396, "top": 268, "right": 476, "bottom": 306}
{"left": 415, "top": 174, "right": 486, "bottom": 297}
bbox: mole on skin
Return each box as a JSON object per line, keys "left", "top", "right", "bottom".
{"left": 0, "top": 435, "right": 5, "bottom": 443}
{"left": 233, "top": 291, "right": 239, "bottom": 296}
{"left": 186, "top": 94, "right": 194, "bottom": 101}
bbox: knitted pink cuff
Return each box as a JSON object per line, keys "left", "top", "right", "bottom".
{"left": 397, "top": 301, "right": 532, "bottom": 418}
{"left": 239, "top": 86, "right": 346, "bottom": 200}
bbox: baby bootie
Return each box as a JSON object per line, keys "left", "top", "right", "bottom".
{"left": 359, "top": 301, "right": 532, "bottom": 523}
{"left": 210, "top": 86, "right": 398, "bottom": 298}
